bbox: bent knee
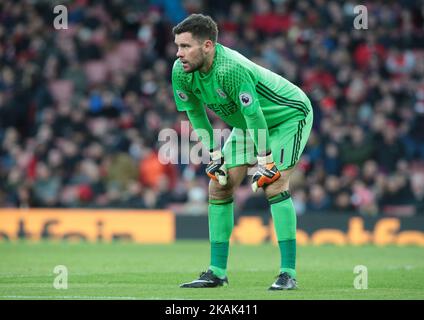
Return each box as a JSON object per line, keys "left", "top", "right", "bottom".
{"left": 264, "top": 175, "right": 290, "bottom": 199}
{"left": 209, "top": 180, "right": 234, "bottom": 200}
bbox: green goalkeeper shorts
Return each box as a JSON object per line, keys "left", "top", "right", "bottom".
{"left": 222, "top": 111, "right": 313, "bottom": 172}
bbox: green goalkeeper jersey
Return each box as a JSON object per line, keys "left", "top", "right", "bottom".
{"left": 172, "top": 43, "right": 312, "bottom": 153}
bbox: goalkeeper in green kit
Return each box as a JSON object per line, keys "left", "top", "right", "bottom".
{"left": 172, "top": 14, "right": 313, "bottom": 290}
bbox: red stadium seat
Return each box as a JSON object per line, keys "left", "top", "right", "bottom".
{"left": 49, "top": 79, "right": 74, "bottom": 104}
{"left": 84, "top": 60, "right": 108, "bottom": 85}
{"left": 105, "top": 52, "right": 124, "bottom": 73}
{"left": 117, "top": 41, "right": 140, "bottom": 66}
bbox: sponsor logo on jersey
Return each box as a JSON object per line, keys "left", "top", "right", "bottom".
{"left": 205, "top": 102, "right": 238, "bottom": 117}
{"left": 216, "top": 88, "right": 227, "bottom": 99}
{"left": 239, "top": 92, "right": 253, "bottom": 106}
{"left": 176, "top": 90, "right": 188, "bottom": 101}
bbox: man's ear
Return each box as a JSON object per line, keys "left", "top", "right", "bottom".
{"left": 203, "top": 39, "right": 214, "bottom": 52}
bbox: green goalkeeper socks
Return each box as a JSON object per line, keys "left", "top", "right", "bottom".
{"left": 269, "top": 191, "right": 297, "bottom": 278}
{"left": 209, "top": 243, "right": 229, "bottom": 279}
{"left": 208, "top": 198, "right": 234, "bottom": 279}
{"left": 207, "top": 194, "right": 296, "bottom": 279}
{"left": 278, "top": 240, "right": 296, "bottom": 278}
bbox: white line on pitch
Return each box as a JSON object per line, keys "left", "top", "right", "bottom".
{"left": 0, "top": 295, "right": 139, "bottom": 300}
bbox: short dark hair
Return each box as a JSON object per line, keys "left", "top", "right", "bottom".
{"left": 172, "top": 14, "right": 218, "bottom": 43}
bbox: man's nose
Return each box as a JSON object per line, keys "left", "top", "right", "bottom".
{"left": 176, "top": 48, "right": 183, "bottom": 58}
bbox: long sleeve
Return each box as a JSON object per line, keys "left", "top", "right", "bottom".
{"left": 240, "top": 101, "right": 270, "bottom": 156}
{"left": 220, "top": 66, "right": 271, "bottom": 155}
{"left": 186, "top": 107, "right": 217, "bottom": 152}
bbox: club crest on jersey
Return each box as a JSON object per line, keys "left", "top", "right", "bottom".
{"left": 176, "top": 90, "right": 188, "bottom": 101}
{"left": 216, "top": 88, "right": 227, "bottom": 99}
{"left": 239, "top": 92, "right": 253, "bottom": 106}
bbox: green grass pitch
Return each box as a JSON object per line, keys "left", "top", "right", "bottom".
{"left": 0, "top": 241, "right": 423, "bottom": 300}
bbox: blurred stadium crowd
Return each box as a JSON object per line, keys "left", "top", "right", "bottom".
{"left": 0, "top": 0, "right": 423, "bottom": 216}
